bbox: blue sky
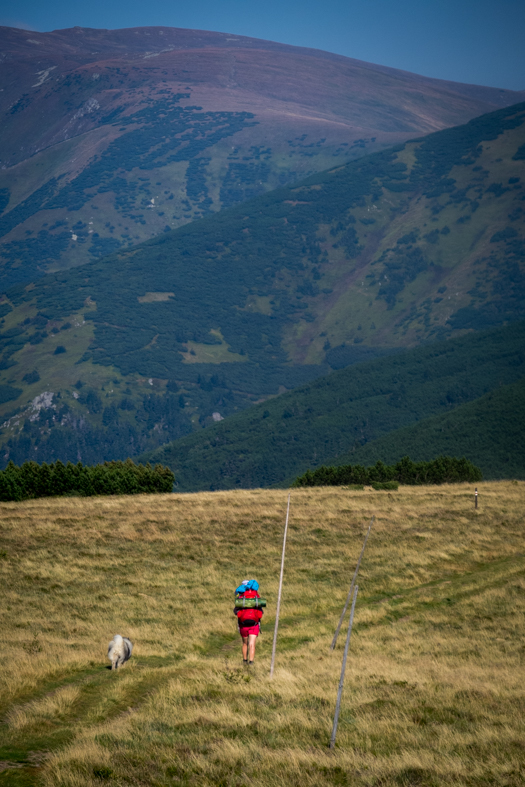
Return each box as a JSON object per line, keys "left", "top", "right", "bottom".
{"left": 1, "top": 0, "right": 524, "bottom": 91}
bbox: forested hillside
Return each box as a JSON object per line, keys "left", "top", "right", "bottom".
{"left": 3, "top": 25, "right": 521, "bottom": 288}
{"left": 141, "top": 322, "right": 525, "bottom": 490}
{"left": 0, "top": 102, "right": 523, "bottom": 468}
{"left": 326, "top": 377, "right": 525, "bottom": 480}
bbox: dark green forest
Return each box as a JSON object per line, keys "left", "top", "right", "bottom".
{"left": 293, "top": 455, "right": 482, "bottom": 488}
{"left": 0, "top": 459, "right": 174, "bottom": 501}
{"left": 1, "top": 387, "right": 195, "bottom": 469}
{"left": 141, "top": 321, "right": 525, "bottom": 491}
{"left": 326, "top": 376, "right": 525, "bottom": 480}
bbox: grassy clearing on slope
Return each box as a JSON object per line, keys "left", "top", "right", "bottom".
{"left": 0, "top": 483, "right": 524, "bottom": 786}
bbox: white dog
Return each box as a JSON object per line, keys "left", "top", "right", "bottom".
{"left": 107, "top": 634, "right": 133, "bottom": 670}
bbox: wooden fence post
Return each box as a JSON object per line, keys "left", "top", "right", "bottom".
{"left": 331, "top": 516, "right": 374, "bottom": 650}
{"left": 270, "top": 493, "right": 290, "bottom": 678}
{"left": 329, "top": 585, "right": 359, "bottom": 749}
{"left": 475, "top": 488, "right": 478, "bottom": 509}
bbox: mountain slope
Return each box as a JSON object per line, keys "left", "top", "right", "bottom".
{"left": 0, "top": 102, "right": 524, "bottom": 466}
{"left": 323, "top": 377, "right": 525, "bottom": 480}
{"left": 140, "top": 321, "right": 525, "bottom": 490}
{"left": 1, "top": 25, "right": 524, "bottom": 287}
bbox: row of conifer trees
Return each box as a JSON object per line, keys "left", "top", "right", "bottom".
{"left": 293, "top": 455, "right": 482, "bottom": 487}
{"left": 0, "top": 459, "right": 175, "bottom": 501}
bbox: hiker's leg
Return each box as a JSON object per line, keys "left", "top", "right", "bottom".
{"left": 248, "top": 634, "right": 257, "bottom": 662}
{"left": 242, "top": 636, "right": 249, "bottom": 660}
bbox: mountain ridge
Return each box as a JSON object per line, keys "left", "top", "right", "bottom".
{"left": 1, "top": 24, "right": 524, "bottom": 284}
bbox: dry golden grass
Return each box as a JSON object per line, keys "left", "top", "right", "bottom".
{"left": 0, "top": 482, "right": 524, "bottom": 786}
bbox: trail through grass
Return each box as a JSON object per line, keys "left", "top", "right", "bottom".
{"left": 0, "top": 483, "right": 524, "bottom": 785}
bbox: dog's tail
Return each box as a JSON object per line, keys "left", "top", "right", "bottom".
{"left": 122, "top": 637, "right": 133, "bottom": 664}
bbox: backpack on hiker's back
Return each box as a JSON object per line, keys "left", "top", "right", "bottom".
{"left": 234, "top": 579, "right": 266, "bottom": 628}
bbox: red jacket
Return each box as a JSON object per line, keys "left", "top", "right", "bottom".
{"left": 235, "top": 589, "right": 263, "bottom": 628}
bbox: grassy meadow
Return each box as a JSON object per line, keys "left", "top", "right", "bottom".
{"left": 0, "top": 483, "right": 524, "bottom": 786}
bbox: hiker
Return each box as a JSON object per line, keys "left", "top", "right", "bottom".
{"left": 234, "top": 579, "right": 264, "bottom": 665}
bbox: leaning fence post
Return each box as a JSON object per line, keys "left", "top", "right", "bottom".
{"left": 270, "top": 492, "right": 291, "bottom": 678}
{"left": 329, "top": 585, "right": 358, "bottom": 749}
{"left": 331, "top": 516, "right": 374, "bottom": 650}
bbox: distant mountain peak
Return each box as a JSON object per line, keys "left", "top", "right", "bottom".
{"left": 1, "top": 23, "right": 523, "bottom": 284}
